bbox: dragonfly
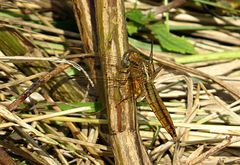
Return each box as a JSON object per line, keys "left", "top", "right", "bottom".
{"left": 33, "top": 51, "right": 177, "bottom": 139}
{"left": 122, "top": 50, "right": 177, "bottom": 140}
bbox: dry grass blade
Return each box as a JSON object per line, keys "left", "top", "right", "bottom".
{"left": 0, "top": 0, "right": 240, "bottom": 164}
{"left": 47, "top": 134, "right": 109, "bottom": 151}
{"left": 0, "top": 106, "right": 91, "bottom": 129}
{"left": 0, "top": 16, "right": 79, "bottom": 38}
{"left": 0, "top": 139, "right": 56, "bottom": 165}
{"left": 188, "top": 136, "right": 240, "bottom": 165}
{"left": 0, "top": 72, "right": 46, "bottom": 90}
{"left": 175, "top": 123, "right": 240, "bottom": 136}
{"left": 197, "top": 83, "right": 240, "bottom": 124}
{"left": 0, "top": 105, "right": 59, "bottom": 145}
{"left": 172, "top": 12, "right": 240, "bottom": 26}
{"left": 176, "top": 76, "right": 194, "bottom": 159}
{"left": 152, "top": 55, "right": 240, "bottom": 99}
{"left": 0, "top": 104, "right": 59, "bottom": 165}
{"left": 18, "top": 115, "right": 108, "bottom": 124}
{"left": 184, "top": 83, "right": 201, "bottom": 124}
{"left": 0, "top": 55, "right": 94, "bottom": 87}
{"left": 150, "top": 141, "right": 174, "bottom": 161}
{"left": 186, "top": 144, "right": 205, "bottom": 164}
{"left": 190, "top": 30, "right": 240, "bottom": 45}
{"left": 6, "top": 55, "right": 85, "bottom": 112}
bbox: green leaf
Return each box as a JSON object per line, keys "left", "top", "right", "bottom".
{"left": 57, "top": 102, "right": 103, "bottom": 112}
{"left": 65, "top": 67, "right": 76, "bottom": 76}
{"left": 126, "top": 9, "right": 155, "bottom": 25}
{"left": 127, "top": 22, "right": 138, "bottom": 35}
{"left": 128, "top": 37, "right": 163, "bottom": 52}
{"left": 149, "top": 23, "right": 196, "bottom": 54}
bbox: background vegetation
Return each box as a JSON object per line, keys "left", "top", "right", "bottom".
{"left": 0, "top": 0, "right": 239, "bottom": 164}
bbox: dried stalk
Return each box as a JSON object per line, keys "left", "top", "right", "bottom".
{"left": 94, "top": 1, "right": 151, "bottom": 164}
{"left": 0, "top": 147, "right": 17, "bottom": 165}
{"left": 71, "top": 0, "right": 104, "bottom": 164}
